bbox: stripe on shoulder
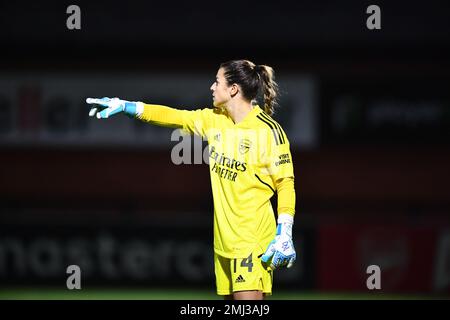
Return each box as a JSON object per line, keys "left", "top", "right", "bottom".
{"left": 260, "top": 111, "right": 286, "bottom": 145}
{"left": 256, "top": 114, "right": 281, "bottom": 145}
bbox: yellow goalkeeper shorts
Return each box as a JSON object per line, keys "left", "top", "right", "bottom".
{"left": 214, "top": 252, "right": 273, "bottom": 296}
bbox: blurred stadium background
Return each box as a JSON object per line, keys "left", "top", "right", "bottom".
{"left": 1, "top": 0, "right": 450, "bottom": 299}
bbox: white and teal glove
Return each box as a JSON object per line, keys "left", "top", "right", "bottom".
{"left": 261, "top": 214, "right": 296, "bottom": 270}
{"left": 86, "top": 97, "right": 144, "bottom": 119}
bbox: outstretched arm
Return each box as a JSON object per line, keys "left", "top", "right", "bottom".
{"left": 87, "top": 97, "right": 186, "bottom": 128}
{"left": 86, "top": 97, "right": 213, "bottom": 136}
{"left": 136, "top": 104, "right": 187, "bottom": 129}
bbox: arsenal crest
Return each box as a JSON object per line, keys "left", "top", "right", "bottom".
{"left": 239, "top": 138, "right": 252, "bottom": 154}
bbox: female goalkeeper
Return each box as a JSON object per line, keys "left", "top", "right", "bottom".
{"left": 87, "top": 59, "right": 296, "bottom": 300}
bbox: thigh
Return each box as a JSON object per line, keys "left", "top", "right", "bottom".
{"left": 233, "top": 290, "right": 264, "bottom": 300}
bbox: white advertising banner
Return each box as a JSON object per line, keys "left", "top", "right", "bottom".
{"left": 0, "top": 73, "right": 317, "bottom": 148}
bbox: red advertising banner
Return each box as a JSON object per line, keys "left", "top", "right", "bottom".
{"left": 318, "top": 223, "right": 450, "bottom": 294}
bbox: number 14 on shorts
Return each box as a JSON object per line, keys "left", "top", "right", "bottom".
{"left": 233, "top": 254, "right": 254, "bottom": 284}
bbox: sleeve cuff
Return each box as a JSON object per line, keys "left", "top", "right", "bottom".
{"left": 135, "top": 102, "right": 144, "bottom": 116}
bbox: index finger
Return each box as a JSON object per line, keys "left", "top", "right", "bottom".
{"left": 86, "top": 97, "right": 110, "bottom": 106}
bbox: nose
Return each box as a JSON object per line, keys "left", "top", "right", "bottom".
{"left": 210, "top": 83, "right": 215, "bottom": 92}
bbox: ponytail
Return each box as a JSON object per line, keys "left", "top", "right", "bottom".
{"left": 255, "top": 65, "right": 279, "bottom": 116}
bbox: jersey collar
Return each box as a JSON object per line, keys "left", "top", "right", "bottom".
{"left": 234, "top": 104, "right": 262, "bottom": 127}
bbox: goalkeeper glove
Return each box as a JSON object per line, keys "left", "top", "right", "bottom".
{"left": 86, "top": 97, "right": 143, "bottom": 119}
{"left": 261, "top": 213, "right": 296, "bottom": 270}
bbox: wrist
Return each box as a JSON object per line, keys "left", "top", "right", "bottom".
{"left": 277, "top": 213, "right": 293, "bottom": 237}
{"left": 124, "top": 101, "right": 144, "bottom": 116}
{"left": 135, "top": 102, "right": 144, "bottom": 116}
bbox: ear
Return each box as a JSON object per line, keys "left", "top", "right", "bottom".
{"left": 229, "top": 84, "right": 239, "bottom": 97}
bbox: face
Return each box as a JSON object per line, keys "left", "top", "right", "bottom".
{"left": 210, "top": 68, "right": 237, "bottom": 108}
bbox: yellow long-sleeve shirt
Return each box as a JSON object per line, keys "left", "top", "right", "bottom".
{"left": 137, "top": 104, "right": 296, "bottom": 258}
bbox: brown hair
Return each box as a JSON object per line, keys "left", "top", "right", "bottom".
{"left": 220, "top": 59, "right": 279, "bottom": 115}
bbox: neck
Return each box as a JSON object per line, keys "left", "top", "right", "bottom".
{"left": 226, "top": 100, "right": 254, "bottom": 124}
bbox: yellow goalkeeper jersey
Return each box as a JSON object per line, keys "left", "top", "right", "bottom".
{"left": 139, "top": 104, "right": 295, "bottom": 259}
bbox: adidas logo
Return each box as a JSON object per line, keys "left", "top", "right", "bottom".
{"left": 235, "top": 275, "right": 245, "bottom": 283}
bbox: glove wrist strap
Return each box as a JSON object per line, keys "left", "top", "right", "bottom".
{"left": 278, "top": 213, "right": 293, "bottom": 224}
{"left": 278, "top": 213, "right": 293, "bottom": 237}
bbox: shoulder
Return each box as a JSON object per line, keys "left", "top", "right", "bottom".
{"left": 255, "top": 110, "right": 284, "bottom": 129}
{"left": 254, "top": 111, "right": 289, "bottom": 146}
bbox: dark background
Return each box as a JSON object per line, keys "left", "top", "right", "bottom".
{"left": 1, "top": 0, "right": 450, "bottom": 298}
